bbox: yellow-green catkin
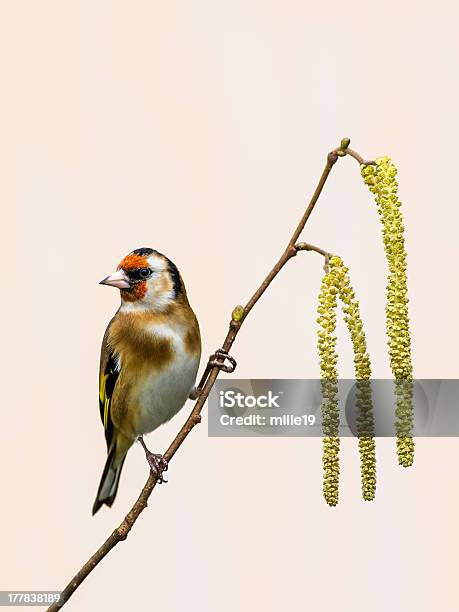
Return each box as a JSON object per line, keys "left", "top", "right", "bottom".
{"left": 317, "top": 265, "right": 340, "bottom": 506}
{"left": 329, "top": 256, "right": 376, "bottom": 501}
{"left": 361, "top": 157, "right": 414, "bottom": 467}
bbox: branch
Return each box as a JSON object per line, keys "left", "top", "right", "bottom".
{"left": 47, "top": 139, "right": 372, "bottom": 611}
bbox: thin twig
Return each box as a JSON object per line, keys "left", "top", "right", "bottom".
{"left": 47, "top": 140, "right": 369, "bottom": 611}
{"left": 295, "top": 242, "right": 331, "bottom": 258}
{"left": 345, "top": 147, "right": 376, "bottom": 166}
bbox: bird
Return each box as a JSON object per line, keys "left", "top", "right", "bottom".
{"left": 92, "top": 247, "right": 202, "bottom": 515}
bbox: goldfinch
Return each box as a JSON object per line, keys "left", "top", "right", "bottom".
{"left": 93, "top": 247, "right": 201, "bottom": 515}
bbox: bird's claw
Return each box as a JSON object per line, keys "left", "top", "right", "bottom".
{"left": 137, "top": 435, "right": 168, "bottom": 483}
{"left": 189, "top": 350, "right": 237, "bottom": 404}
{"left": 208, "top": 349, "right": 237, "bottom": 373}
{"left": 146, "top": 452, "right": 169, "bottom": 483}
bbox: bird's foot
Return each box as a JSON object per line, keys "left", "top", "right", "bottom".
{"left": 146, "top": 452, "right": 168, "bottom": 483}
{"left": 137, "top": 436, "right": 168, "bottom": 483}
{"left": 190, "top": 350, "right": 237, "bottom": 401}
{"left": 208, "top": 349, "right": 237, "bottom": 373}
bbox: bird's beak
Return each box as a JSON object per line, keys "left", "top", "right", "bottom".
{"left": 99, "top": 269, "right": 131, "bottom": 290}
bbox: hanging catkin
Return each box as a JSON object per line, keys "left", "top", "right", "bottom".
{"left": 361, "top": 158, "right": 414, "bottom": 467}
{"left": 317, "top": 256, "right": 376, "bottom": 504}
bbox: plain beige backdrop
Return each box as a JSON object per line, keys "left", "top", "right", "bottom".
{"left": 1, "top": 1, "right": 458, "bottom": 611}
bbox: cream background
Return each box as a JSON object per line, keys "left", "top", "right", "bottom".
{"left": 1, "top": 2, "right": 458, "bottom": 611}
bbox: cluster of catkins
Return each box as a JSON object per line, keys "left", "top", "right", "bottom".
{"left": 317, "top": 255, "right": 376, "bottom": 506}
{"left": 361, "top": 157, "right": 414, "bottom": 467}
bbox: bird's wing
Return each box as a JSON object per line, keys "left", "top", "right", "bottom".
{"left": 99, "top": 329, "right": 121, "bottom": 450}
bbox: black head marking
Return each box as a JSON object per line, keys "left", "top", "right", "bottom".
{"left": 167, "top": 259, "right": 182, "bottom": 298}
{"left": 132, "top": 247, "right": 155, "bottom": 257}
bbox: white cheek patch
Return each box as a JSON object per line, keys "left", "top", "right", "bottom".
{"left": 149, "top": 289, "right": 174, "bottom": 311}
{"left": 151, "top": 274, "right": 174, "bottom": 300}
{"left": 120, "top": 273, "right": 174, "bottom": 313}
{"left": 147, "top": 254, "right": 168, "bottom": 272}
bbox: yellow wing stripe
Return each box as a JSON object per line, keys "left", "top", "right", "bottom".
{"left": 104, "top": 396, "right": 110, "bottom": 429}
{"left": 100, "top": 372, "right": 110, "bottom": 430}
{"left": 99, "top": 352, "right": 120, "bottom": 443}
{"left": 99, "top": 372, "right": 107, "bottom": 403}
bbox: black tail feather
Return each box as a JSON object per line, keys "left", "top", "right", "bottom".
{"left": 92, "top": 447, "right": 126, "bottom": 515}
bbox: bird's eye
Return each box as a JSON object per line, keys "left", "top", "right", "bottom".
{"left": 139, "top": 268, "right": 151, "bottom": 278}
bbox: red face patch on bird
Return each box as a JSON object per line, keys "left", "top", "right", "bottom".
{"left": 121, "top": 282, "right": 147, "bottom": 301}
{"left": 117, "top": 254, "right": 149, "bottom": 271}
{"left": 117, "top": 254, "right": 150, "bottom": 302}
